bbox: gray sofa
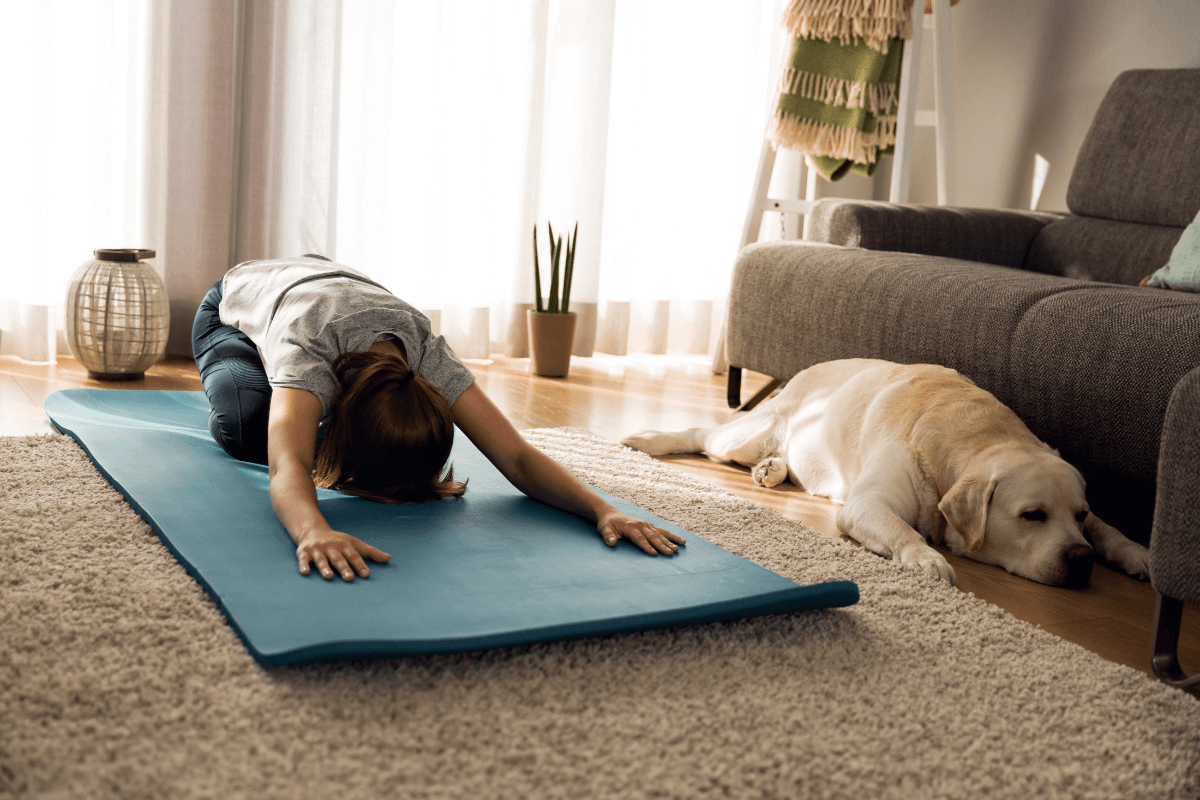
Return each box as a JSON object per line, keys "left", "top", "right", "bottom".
{"left": 723, "top": 69, "right": 1199, "bottom": 687}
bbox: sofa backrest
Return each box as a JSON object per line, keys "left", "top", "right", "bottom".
{"left": 1068, "top": 68, "right": 1200, "bottom": 228}
{"left": 1024, "top": 216, "right": 1182, "bottom": 285}
{"left": 1022, "top": 69, "right": 1200, "bottom": 284}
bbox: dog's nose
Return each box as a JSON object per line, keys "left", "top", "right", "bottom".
{"left": 1062, "top": 544, "right": 1095, "bottom": 589}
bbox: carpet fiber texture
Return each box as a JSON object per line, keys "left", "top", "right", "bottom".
{"left": 2, "top": 430, "right": 1198, "bottom": 799}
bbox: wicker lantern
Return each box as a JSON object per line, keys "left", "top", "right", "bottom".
{"left": 65, "top": 249, "right": 169, "bottom": 380}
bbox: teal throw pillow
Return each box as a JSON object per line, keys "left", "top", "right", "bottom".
{"left": 1146, "top": 207, "right": 1200, "bottom": 291}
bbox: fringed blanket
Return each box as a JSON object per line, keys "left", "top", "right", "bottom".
{"left": 768, "top": 34, "right": 903, "bottom": 181}
{"left": 782, "top": 0, "right": 912, "bottom": 55}
{"left": 782, "top": 0, "right": 960, "bottom": 52}
{"left": 770, "top": 0, "right": 957, "bottom": 181}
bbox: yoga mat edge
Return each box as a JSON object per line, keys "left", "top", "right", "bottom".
{"left": 44, "top": 389, "right": 860, "bottom": 665}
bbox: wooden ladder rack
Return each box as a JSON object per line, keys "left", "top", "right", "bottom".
{"left": 716, "top": 0, "right": 955, "bottom": 389}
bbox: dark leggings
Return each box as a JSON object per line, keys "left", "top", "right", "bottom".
{"left": 192, "top": 279, "right": 273, "bottom": 464}
{"left": 193, "top": 257, "right": 334, "bottom": 464}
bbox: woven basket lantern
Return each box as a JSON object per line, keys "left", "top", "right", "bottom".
{"left": 65, "top": 249, "right": 170, "bottom": 380}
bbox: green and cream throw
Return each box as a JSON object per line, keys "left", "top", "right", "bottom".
{"left": 770, "top": 0, "right": 912, "bottom": 181}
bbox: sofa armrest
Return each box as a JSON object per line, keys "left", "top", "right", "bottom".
{"left": 1151, "top": 366, "right": 1200, "bottom": 607}
{"left": 804, "top": 199, "right": 1064, "bottom": 269}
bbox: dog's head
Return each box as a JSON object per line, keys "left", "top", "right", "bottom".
{"left": 937, "top": 447, "right": 1094, "bottom": 587}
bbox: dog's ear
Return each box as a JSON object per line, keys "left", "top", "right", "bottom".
{"left": 938, "top": 474, "right": 998, "bottom": 552}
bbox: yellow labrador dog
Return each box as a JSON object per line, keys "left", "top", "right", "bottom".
{"left": 623, "top": 358, "right": 1150, "bottom": 587}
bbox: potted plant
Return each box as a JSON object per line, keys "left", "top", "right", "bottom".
{"left": 527, "top": 221, "right": 578, "bottom": 377}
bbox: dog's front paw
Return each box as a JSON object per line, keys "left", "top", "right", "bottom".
{"left": 752, "top": 457, "right": 788, "bottom": 488}
{"left": 1111, "top": 540, "right": 1151, "bottom": 581}
{"left": 897, "top": 543, "right": 957, "bottom": 586}
{"left": 1084, "top": 515, "right": 1152, "bottom": 581}
{"left": 621, "top": 431, "right": 674, "bottom": 457}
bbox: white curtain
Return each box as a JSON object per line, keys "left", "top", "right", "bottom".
{"left": 333, "top": 0, "right": 782, "bottom": 359}
{"left": 598, "top": 1, "right": 780, "bottom": 355}
{"left": 0, "top": 0, "right": 153, "bottom": 363}
{"left": 2, "top": 0, "right": 785, "bottom": 363}
{"left": 0, "top": 0, "right": 242, "bottom": 360}
{"left": 333, "top": 0, "right": 574, "bottom": 359}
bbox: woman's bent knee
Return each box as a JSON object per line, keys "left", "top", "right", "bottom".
{"left": 208, "top": 406, "right": 269, "bottom": 465}
{"left": 193, "top": 278, "right": 271, "bottom": 463}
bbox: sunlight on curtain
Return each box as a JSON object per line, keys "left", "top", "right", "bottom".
{"left": 0, "top": 1, "right": 151, "bottom": 362}
{"left": 0, "top": 0, "right": 786, "bottom": 365}
{"left": 336, "top": 0, "right": 783, "bottom": 360}
{"left": 336, "top": 1, "right": 549, "bottom": 359}
{"left": 234, "top": 1, "right": 342, "bottom": 264}
{"left": 599, "top": 1, "right": 780, "bottom": 355}
{"left": 531, "top": 1, "right": 617, "bottom": 358}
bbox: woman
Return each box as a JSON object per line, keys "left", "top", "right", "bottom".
{"left": 192, "top": 255, "right": 683, "bottom": 582}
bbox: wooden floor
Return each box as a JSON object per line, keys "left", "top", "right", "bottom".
{"left": 3, "top": 352, "right": 1197, "bottom": 688}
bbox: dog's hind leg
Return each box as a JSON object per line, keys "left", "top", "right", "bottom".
{"left": 698, "top": 411, "right": 785, "bottom": 469}
{"left": 623, "top": 407, "right": 784, "bottom": 467}
{"left": 621, "top": 427, "right": 710, "bottom": 457}
{"left": 751, "top": 457, "right": 789, "bottom": 488}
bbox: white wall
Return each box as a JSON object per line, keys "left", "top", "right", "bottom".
{"left": 809, "top": 0, "right": 1200, "bottom": 212}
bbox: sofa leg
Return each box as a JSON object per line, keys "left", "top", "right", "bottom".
{"left": 1151, "top": 592, "right": 1199, "bottom": 690}
{"left": 727, "top": 367, "right": 742, "bottom": 409}
{"left": 737, "top": 378, "right": 785, "bottom": 413}
{"left": 727, "top": 367, "right": 785, "bottom": 412}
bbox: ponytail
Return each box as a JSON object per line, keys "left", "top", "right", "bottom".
{"left": 313, "top": 349, "right": 466, "bottom": 503}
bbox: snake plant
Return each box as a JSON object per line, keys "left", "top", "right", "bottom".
{"left": 533, "top": 221, "right": 578, "bottom": 313}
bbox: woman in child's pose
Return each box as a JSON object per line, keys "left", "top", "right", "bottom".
{"left": 193, "top": 255, "right": 683, "bottom": 581}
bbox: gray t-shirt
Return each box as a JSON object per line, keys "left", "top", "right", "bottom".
{"left": 219, "top": 257, "right": 475, "bottom": 413}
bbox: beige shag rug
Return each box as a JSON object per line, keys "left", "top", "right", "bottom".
{"left": 2, "top": 431, "right": 1198, "bottom": 800}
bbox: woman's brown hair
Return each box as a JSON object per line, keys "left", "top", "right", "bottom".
{"left": 313, "top": 350, "right": 466, "bottom": 503}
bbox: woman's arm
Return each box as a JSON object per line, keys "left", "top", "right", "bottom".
{"left": 450, "top": 384, "right": 684, "bottom": 555}
{"left": 267, "top": 388, "right": 391, "bottom": 580}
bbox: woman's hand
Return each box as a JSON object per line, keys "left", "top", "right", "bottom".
{"left": 268, "top": 389, "right": 390, "bottom": 582}
{"left": 597, "top": 510, "right": 685, "bottom": 556}
{"left": 296, "top": 529, "right": 391, "bottom": 581}
{"left": 451, "top": 385, "right": 688, "bottom": 558}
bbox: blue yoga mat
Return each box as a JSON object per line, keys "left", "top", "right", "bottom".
{"left": 44, "top": 389, "right": 858, "bottom": 665}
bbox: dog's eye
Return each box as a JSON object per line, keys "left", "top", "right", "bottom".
{"left": 1020, "top": 510, "right": 1048, "bottom": 523}
{"left": 1075, "top": 511, "right": 1089, "bottom": 523}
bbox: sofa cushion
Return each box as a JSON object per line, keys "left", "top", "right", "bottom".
{"left": 1068, "top": 69, "right": 1200, "bottom": 228}
{"left": 1008, "top": 285, "right": 1200, "bottom": 483}
{"left": 726, "top": 241, "right": 1082, "bottom": 400}
{"left": 1024, "top": 216, "right": 1183, "bottom": 285}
